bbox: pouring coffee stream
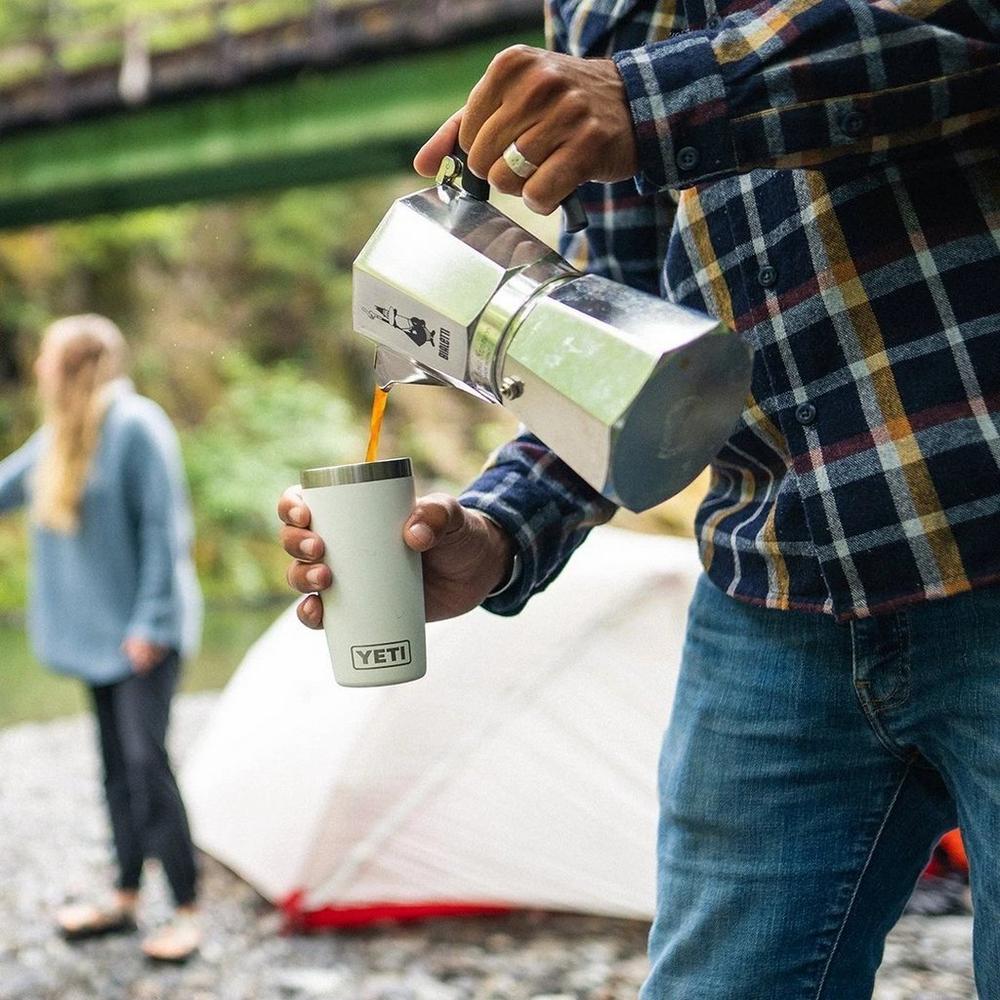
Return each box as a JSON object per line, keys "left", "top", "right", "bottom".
{"left": 365, "top": 385, "right": 389, "bottom": 463}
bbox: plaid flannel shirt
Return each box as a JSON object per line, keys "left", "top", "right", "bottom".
{"left": 458, "top": 0, "right": 1000, "bottom": 621}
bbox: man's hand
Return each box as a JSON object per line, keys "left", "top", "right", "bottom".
{"left": 278, "top": 487, "right": 515, "bottom": 628}
{"left": 413, "top": 45, "right": 637, "bottom": 216}
{"left": 122, "top": 637, "right": 168, "bottom": 675}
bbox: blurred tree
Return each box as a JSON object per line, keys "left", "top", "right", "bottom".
{"left": 184, "top": 352, "right": 363, "bottom": 599}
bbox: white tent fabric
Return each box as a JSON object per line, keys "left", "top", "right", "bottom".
{"left": 181, "top": 527, "right": 703, "bottom": 921}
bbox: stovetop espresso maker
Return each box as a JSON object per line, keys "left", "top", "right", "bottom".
{"left": 352, "top": 150, "right": 752, "bottom": 512}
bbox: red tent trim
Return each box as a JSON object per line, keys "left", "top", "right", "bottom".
{"left": 280, "top": 890, "right": 512, "bottom": 931}
{"left": 923, "top": 828, "right": 969, "bottom": 880}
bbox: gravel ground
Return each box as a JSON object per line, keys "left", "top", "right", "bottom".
{"left": 0, "top": 696, "right": 977, "bottom": 1000}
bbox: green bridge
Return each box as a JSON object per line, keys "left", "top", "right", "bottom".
{"left": 0, "top": 0, "right": 542, "bottom": 230}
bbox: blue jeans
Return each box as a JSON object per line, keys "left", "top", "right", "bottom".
{"left": 642, "top": 575, "right": 1000, "bottom": 999}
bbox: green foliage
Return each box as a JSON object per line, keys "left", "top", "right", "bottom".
{"left": 0, "top": 0, "right": 47, "bottom": 46}
{"left": 0, "top": 0, "right": 326, "bottom": 46}
{"left": 0, "top": 518, "right": 30, "bottom": 611}
{"left": 223, "top": 0, "right": 313, "bottom": 35}
{"left": 184, "top": 352, "right": 362, "bottom": 600}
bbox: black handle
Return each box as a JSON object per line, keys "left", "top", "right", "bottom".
{"left": 448, "top": 144, "right": 587, "bottom": 234}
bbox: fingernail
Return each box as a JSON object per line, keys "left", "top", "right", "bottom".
{"left": 408, "top": 522, "right": 434, "bottom": 547}
{"left": 301, "top": 538, "right": 318, "bottom": 558}
{"left": 289, "top": 506, "right": 306, "bottom": 526}
{"left": 307, "top": 566, "right": 327, "bottom": 587}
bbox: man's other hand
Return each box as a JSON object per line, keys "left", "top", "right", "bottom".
{"left": 413, "top": 46, "right": 637, "bottom": 215}
{"left": 278, "top": 487, "right": 515, "bottom": 628}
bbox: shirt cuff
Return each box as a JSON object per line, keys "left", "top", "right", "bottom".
{"left": 459, "top": 475, "right": 539, "bottom": 617}
{"left": 478, "top": 512, "right": 524, "bottom": 598}
{"left": 613, "top": 32, "right": 736, "bottom": 192}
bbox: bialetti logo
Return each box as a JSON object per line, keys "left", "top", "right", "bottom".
{"left": 351, "top": 639, "right": 412, "bottom": 670}
{"left": 365, "top": 305, "right": 450, "bottom": 362}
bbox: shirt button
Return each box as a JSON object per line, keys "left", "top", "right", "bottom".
{"left": 840, "top": 110, "right": 868, "bottom": 138}
{"left": 676, "top": 146, "right": 700, "bottom": 172}
{"left": 706, "top": 13, "right": 722, "bottom": 28}
{"left": 757, "top": 264, "right": 777, "bottom": 288}
{"left": 795, "top": 402, "right": 817, "bottom": 425}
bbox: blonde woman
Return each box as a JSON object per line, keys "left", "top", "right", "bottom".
{"left": 0, "top": 316, "right": 203, "bottom": 962}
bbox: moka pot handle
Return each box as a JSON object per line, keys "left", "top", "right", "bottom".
{"left": 447, "top": 143, "right": 588, "bottom": 234}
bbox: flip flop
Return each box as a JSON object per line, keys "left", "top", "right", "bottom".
{"left": 57, "top": 902, "right": 137, "bottom": 942}
{"left": 141, "top": 912, "right": 201, "bottom": 964}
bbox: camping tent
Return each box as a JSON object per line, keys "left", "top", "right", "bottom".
{"left": 180, "top": 527, "right": 702, "bottom": 926}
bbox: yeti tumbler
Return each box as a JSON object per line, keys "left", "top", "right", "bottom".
{"left": 301, "top": 458, "right": 426, "bottom": 687}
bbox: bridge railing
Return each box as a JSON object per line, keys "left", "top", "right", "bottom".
{"left": 0, "top": 0, "right": 369, "bottom": 90}
{"left": 0, "top": 0, "right": 541, "bottom": 132}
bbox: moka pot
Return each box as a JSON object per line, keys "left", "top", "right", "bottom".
{"left": 352, "top": 150, "right": 752, "bottom": 513}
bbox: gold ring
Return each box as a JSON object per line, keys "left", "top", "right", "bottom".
{"left": 502, "top": 141, "right": 539, "bottom": 179}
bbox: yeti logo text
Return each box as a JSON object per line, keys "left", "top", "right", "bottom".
{"left": 351, "top": 640, "right": 412, "bottom": 670}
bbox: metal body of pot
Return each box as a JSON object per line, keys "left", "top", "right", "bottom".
{"left": 352, "top": 162, "right": 752, "bottom": 512}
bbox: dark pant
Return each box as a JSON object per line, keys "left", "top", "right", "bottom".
{"left": 89, "top": 651, "right": 198, "bottom": 907}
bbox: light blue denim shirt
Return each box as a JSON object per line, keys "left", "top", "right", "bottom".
{"left": 0, "top": 384, "right": 202, "bottom": 686}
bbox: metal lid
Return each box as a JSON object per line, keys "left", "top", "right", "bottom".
{"left": 301, "top": 457, "right": 412, "bottom": 488}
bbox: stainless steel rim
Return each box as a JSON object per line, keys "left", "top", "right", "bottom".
{"left": 468, "top": 258, "right": 573, "bottom": 400}
{"left": 301, "top": 458, "right": 412, "bottom": 488}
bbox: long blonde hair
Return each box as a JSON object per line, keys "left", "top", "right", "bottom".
{"left": 33, "top": 315, "right": 128, "bottom": 533}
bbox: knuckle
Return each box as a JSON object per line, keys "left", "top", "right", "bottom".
{"left": 492, "top": 44, "right": 531, "bottom": 72}
{"left": 435, "top": 492, "right": 459, "bottom": 514}
{"left": 585, "top": 114, "right": 613, "bottom": 145}
{"left": 422, "top": 490, "right": 452, "bottom": 508}
{"left": 527, "top": 65, "right": 563, "bottom": 99}
{"left": 559, "top": 89, "right": 589, "bottom": 118}
{"left": 445, "top": 496, "right": 467, "bottom": 530}
{"left": 418, "top": 492, "right": 462, "bottom": 532}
